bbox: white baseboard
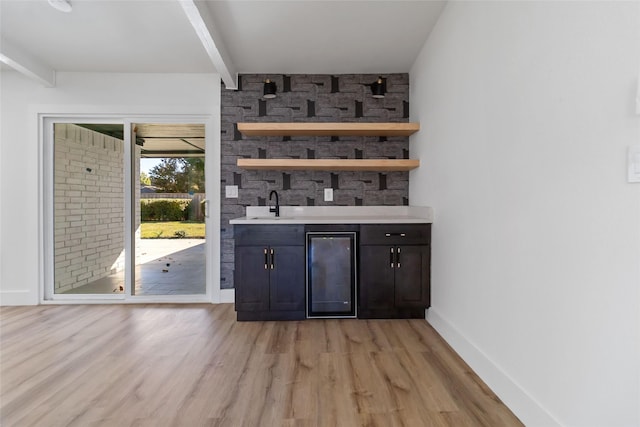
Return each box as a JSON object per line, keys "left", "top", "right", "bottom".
{"left": 0, "top": 289, "right": 234, "bottom": 306}
{"left": 0, "top": 290, "right": 37, "bottom": 306}
{"left": 426, "top": 308, "right": 562, "bottom": 427}
{"left": 219, "top": 288, "right": 234, "bottom": 303}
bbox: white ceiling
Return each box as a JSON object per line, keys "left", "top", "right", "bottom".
{"left": 0, "top": 0, "right": 445, "bottom": 82}
{"left": 207, "top": 1, "right": 446, "bottom": 74}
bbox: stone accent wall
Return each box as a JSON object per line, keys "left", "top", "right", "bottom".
{"left": 54, "top": 124, "right": 125, "bottom": 293}
{"left": 220, "top": 73, "right": 410, "bottom": 289}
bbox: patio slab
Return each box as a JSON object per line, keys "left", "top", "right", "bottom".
{"left": 61, "top": 239, "right": 206, "bottom": 296}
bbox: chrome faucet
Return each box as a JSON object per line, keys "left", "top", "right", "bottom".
{"left": 269, "top": 190, "right": 280, "bottom": 217}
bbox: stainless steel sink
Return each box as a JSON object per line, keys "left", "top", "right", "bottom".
{"left": 249, "top": 216, "right": 296, "bottom": 220}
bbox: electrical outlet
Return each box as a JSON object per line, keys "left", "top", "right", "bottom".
{"left": 225, "top": 185, "right": 238, "bottom": 198}
{"left": 324, "top": 188, "right": 333, "bottom": 202}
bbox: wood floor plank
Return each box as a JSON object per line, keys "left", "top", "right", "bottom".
{"left": 345, "top": 351, "right": 397, "bottom": 417}
{"left": 0, "top": 304, "right": 523, "bottom": 427}
{"left": 284, "top": 334, "right": 318, "bottom": 420}
{"left": 370, "top": 349, "right": 438, "bottom": 426}
{"left": 317, "top": 352, "right": 361, "bottom": 427}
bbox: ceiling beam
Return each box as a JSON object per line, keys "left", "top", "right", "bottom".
{"left": 0, "top": 37, "right": 56, "bottom": 87}
{"left": 178, "top": 0, "right": 238, "bottom": 90}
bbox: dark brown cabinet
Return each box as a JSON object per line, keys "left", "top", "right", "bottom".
{"left": 233, "top": 222, "right": 431, "bottom": 321}
{"left": 359, "top": 224, "right": 431, "bottom": 318}
{"left": 234, "top": 225, "right": 305, "bottom": 321}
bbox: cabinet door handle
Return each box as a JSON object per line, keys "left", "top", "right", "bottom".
{"left": 385, "top": 233, "right": 406, "bottom": 237}
{"left": 390, "top": 247, "right": 395, "bottom": 268}
{"left": 264, "top": 248, "right": 268, "bottom": 270}
{"left": 396, "top": 247, "right": 401, "bottom": 268}
{"left": 270, "top": 248, "right": 275, "bottom": 270}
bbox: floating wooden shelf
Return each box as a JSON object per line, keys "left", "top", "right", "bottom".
{"left": 237, "top": 122, "right": 420, "bottom": 137}
{"left": 237, "top": 159, "right": 419, "bottom": 172}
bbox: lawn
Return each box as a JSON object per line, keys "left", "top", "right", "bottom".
{"left": 140, "top": 221, "right": 205, "bottom": 239}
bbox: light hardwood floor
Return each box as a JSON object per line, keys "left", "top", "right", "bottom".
{"left": 0, "top": 304, "right": 523, "bottom": 427}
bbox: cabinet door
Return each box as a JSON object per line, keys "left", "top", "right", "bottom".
{"left": 394, "top": 245, "right": 430, "bottom": 308}
{"left": 235, "top": 246, "right": 270, "bottom": 311}
{"left": 359, "top": 245, "right": 395, "bottom": 311}
{"left": 269, "top": 245, "right": 305, "bottom": 311}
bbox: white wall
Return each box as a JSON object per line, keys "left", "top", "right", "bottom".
{"left": 0, "top": 71, "right": 220, "bottom": 305}
{"left": 410, "top": 2, "right": 640, "bottom": 426}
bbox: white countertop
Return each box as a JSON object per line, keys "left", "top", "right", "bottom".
{"left": 229, "top": 206, "right": 434, "bottom": 224}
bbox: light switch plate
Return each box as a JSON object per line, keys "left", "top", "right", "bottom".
{"left": 225, "top": 185, "right": 239, "bottom": 198}
{"left": 629, "top": 145, "right": 640, "bottom": 183}
{"left": 324, "top": 188, "right": 333, "bottom": 202}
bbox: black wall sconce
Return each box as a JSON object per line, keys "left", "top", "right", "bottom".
{"left": 370, "top": 76, "right": 386, "bottom": 99}
{"left": 263, "top": 79, "right": 277, "bottom": 99}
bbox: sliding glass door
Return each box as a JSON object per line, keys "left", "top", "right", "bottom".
{"left": 131, "top": 122, "right": 207, "bottom": 296}
{"left": 52, "top": 122, "right": 127, "bottom": 295}
{"left": 45, "top": 118, "right": 210, "bottom": 300}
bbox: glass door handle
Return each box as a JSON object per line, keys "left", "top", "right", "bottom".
{"left": 201, "top": 199, "right": 210, "bottom": 218}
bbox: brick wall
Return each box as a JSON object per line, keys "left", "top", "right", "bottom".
{"left": 54, "top": 124, "right": 125, "bottom": 293}
{"left": 220, "top": 73, "right": 410, "bottom": 289}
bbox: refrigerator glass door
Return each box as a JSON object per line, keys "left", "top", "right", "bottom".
{"left": 307, "top": 233, "right": 356, "bottom": 318}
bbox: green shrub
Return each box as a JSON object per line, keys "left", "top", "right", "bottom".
{"left": 140, "top": 199, "right": 190, "bottom": 221}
